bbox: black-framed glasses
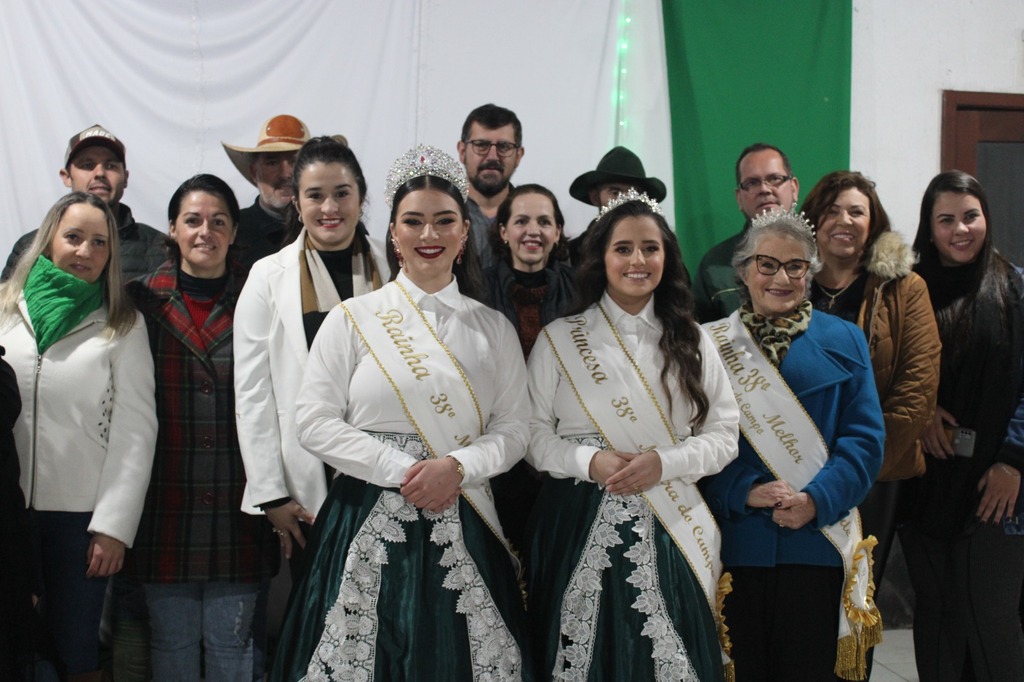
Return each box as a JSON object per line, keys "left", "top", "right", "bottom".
{"left": 738, "top": 174, "right": 793, "bottom": 192}
{"left": 750, "top": 254, "right": 810, "bottom": 279}
{"left": 464, "top": 139, "right": 519, "bottom": 157}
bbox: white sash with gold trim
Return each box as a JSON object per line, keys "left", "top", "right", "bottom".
{"left": 543, "top": 306, "right": 728, "bottom": 638}
{"left": 705, "top": 311, "right": 881, "bottom": 680}
{"left": 339, "top": 281, "right": 515, "bottom": 565}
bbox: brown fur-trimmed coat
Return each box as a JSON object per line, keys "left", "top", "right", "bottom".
{"left": 856, "top": 231, "right": 941, "bottom": 480}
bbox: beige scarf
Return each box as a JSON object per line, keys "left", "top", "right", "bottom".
{"left": 299, "top": 231, "right": 382, "bottom": 315}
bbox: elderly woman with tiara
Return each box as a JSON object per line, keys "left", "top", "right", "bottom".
{"left": 270, "top": 146, "right": 531, "bottom": 681}
{"left": 527, "top": 189, "right": 740, "bottom": 680}
{"left": 702, "top": 208, "right": 884, "bottom": 681}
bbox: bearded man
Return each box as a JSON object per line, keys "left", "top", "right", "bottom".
{"left": 456, "top": 103, "right": 525, "bottom": 270}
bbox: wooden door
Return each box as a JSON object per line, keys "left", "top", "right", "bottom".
{"left": 941, "top": 91, "right": 1024, "bottom": 264}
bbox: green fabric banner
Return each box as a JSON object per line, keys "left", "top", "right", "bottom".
{"left": 662, "top": 1, "right": 852, "bottom": 271}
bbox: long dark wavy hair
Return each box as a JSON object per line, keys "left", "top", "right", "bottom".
{"left": 912, "top": 170, "right": 1015, "bottom": 353}
{"left": 571, "top": 200, "right": 709, "bottom": 429}
{"left": 387, "top": 175, "right": 485, "bottom": 302}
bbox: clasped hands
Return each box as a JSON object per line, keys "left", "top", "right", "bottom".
{"left": 589, "top": 449, "right": 663, "bottom": 496}
{"left": 747, "top": 480, "right": 817, "bottom": 530}
{"left": 401, "top": 457, "right": 464, "bottom": 512}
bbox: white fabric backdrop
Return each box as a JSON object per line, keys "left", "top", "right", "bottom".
{"left": 0, "top": 0, "right": 673, "bottom": 257}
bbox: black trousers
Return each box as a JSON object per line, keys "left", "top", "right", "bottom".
{"left": 859, "top": 480, "right": 902, "bottom": 588}
{"left": 725, "top": 564, "right": 844, "bottom": 682}
{"left": 900, "top": 522, "right": 1024, "bottom": 682}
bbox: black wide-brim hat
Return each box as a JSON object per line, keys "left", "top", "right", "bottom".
{"left": 569, "top": 146, "right": 667, "bottom": 205}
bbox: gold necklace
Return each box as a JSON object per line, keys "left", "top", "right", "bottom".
{"left": 816, "top": 278, "right": 856, "bottom": 309}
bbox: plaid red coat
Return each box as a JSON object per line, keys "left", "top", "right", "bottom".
{"left": 125, "top": 261, "right": 278, "bottom": 583}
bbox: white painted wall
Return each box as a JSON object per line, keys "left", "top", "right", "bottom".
{"left": 851, "top": 0, "right": 1024, "bottom": 240}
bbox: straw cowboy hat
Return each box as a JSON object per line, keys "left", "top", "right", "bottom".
{"left": 569, "top": 146, "right": 667, "bottom": 205}
{"left": 222, "top": 114, "right": 311, "bottom": 186}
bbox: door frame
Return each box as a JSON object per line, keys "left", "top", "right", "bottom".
{"left": 941, "top": 90, "right": 1024, "bottom": 174}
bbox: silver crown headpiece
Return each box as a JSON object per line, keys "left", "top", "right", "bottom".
{"left": 384, "top": 144, "right": 468, "bottom": 208}
{"left": 598, "top": 187, "right": 663, "bottom": 218}
{"left": 749, "top": 206, "right": 814, "bottom": 236}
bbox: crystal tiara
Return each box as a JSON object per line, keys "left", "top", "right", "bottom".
{"left": 598, "top": 187, "right": 663, "bottom": 218}
{"left": 750, "top": 207, "right": 814, "bottom": 235}
{"left": 384, "top": 144, "right": 469, "bottom": 208}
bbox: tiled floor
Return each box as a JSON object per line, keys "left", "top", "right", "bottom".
{"left": 872, "top": 628, "right": 918, "bottom": 682}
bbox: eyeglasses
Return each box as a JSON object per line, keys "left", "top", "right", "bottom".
{"left": 464, "top": 139, "right": 519, "bottom": 157}
{"left": 738, "top": 174, "right": 793, "bottom": 192}
{"left": 749, "top": 254, "right": 810, "bottom": 279}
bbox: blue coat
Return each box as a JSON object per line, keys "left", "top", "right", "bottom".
{"left": 703, "top": 312, "right": 885, "bottom": 568}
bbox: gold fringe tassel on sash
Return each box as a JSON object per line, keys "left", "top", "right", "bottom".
{"left": 717, "top": 572, "right": 735, "bottom": 682}
{"left": 835, "top": 535, "right": 884, "bottom": 680}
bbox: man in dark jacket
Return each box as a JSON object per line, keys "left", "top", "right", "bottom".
{"left": 692, "top": 142, "right": 800, "bottom": 322}
{"left": 2, "top": 124, "right": 166, "bottom": 283}
{"left": 222, "top": 114, "right": 311, "bottom": 272}
{"left": 457, "top": 104, "right": 525, "bottom": 271}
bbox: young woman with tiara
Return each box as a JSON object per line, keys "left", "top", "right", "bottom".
{"left": 271, "top": 145, "right": 531, "bottom": 681}
{"left": 527, "top": 189, "right": 739, "bottom": 680}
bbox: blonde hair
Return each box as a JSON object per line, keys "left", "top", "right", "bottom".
{"left": 0, "top": 192, "right": 136, "bottom": 338}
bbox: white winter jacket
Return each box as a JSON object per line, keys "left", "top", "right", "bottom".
{"left": 0, "top": 297, "right": 157, "bottom": 545}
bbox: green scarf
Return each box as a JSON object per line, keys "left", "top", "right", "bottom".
{"left": 740, "top": 299, "right": 812, "bottom": 366}
{"left": 23, "top": 255, "right": 104, "bottom": 354}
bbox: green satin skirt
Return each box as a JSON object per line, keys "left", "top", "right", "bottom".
{"left": 271, "top": 472, "right": 532, "bottom": 681}
{"left": 527, "top": 476, "right": 725, "bottom": 681}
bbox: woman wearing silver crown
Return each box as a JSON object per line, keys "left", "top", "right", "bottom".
{"left": 270, "top": 145, "right": 531, "bottom": 681}
{"left": 526, "top": 189, "right": 739, "bottom": 681}
{"left": 701, "top": 208, "right": 885, "bottom": 681}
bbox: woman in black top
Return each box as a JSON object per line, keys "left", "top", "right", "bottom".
{"left": 483, "top": 184, "right": 576, "bottom": 552}
{"left": 901, "top": 170, "right": 1024, "bottom": 682}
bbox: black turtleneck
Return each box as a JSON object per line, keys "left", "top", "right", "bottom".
{"left": 178, "top": 268, "right": 228, "bottom": 301}
{"left": 511, "top": 267, "right": 547, "bottom": 289}
{"left": 303, "top": 246, "right": 356, "bottom": 347}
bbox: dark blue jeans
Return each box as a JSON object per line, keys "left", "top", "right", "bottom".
{"left": 30, "top": 510, "right": 109, "bottom": 675}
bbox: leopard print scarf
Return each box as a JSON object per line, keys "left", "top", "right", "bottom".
{"left": 739, "top": 299, "right": 812, "bottom": 365}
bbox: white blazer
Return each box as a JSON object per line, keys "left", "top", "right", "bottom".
{"left": 234, "top": 231, "right": 388, "bottom": 515}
